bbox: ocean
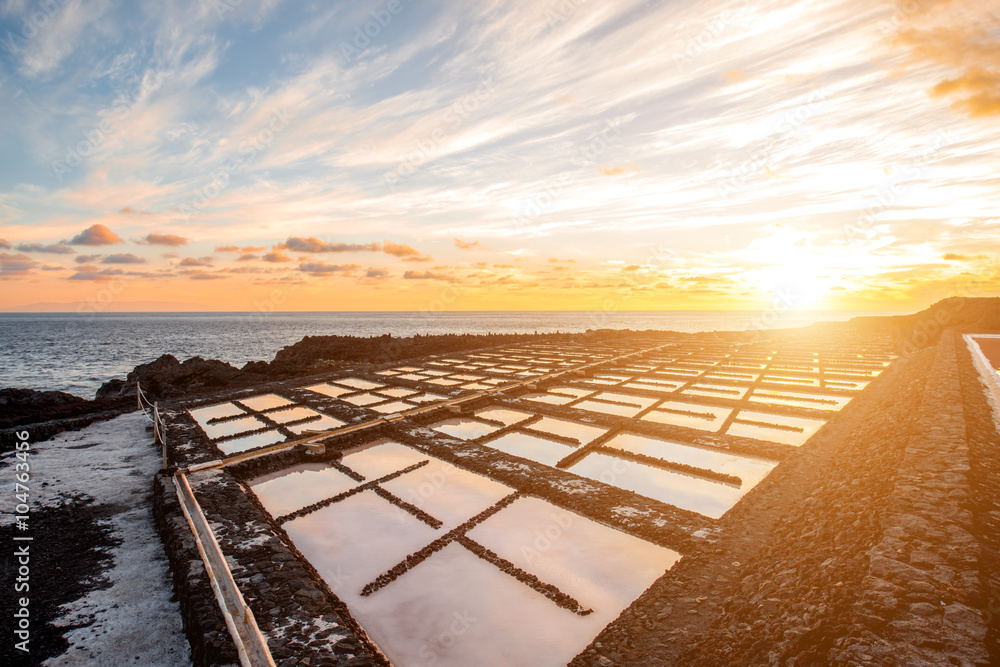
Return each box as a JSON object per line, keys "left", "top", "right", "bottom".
{"left": 0, "top": 310, "right": 903, "bottom": 398}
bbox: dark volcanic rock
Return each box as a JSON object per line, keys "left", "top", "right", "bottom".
{"left": 0, "top": 387, "right": 89, "bottom": 418}
{"left": 885, "top": 296, "right": 1000, "bottom": 352}
{"left": 96, "top": 354, "right": 262, "bottom": 401}
{"left": 264, "top": 332, "right": 573, "bottom": 375}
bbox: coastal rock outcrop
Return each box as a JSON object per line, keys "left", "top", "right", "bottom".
{"left": 96, "top": 354, "right": 262, "bottom": 401}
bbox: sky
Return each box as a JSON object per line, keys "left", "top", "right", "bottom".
{"left": 0, "top": 0, "right": 998, "bottom": 313}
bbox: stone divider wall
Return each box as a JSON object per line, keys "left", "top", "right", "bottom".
{"left": 843, "top": 330, "right": 989, "bottom": 665}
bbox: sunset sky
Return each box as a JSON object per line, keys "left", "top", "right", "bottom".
{"left": 0, "top": 0, "right": 998, "bottom": 312}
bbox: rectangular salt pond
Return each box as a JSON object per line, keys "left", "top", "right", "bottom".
{"left": 379, "top": 460, "right": 513, "bottom": 531}
{"left": 188, "top": 402, "right": 245, "bottom": 424}
{"left": 474, "top": 408, "right": 535, "bottom": 425}
{"left": 216, "top": 430, "right": 286, "bottom": 455}
{"left": 748, "top": 389, "right": 851, "bottom": 411}
{"left": 341, "top": 393, "right": 389, "bottom": 406}
{"left": 376, "top": 387, "right": 418, "bottom": 398}
{"left": 293, "top": 495, "right": 679, "bottom": 667}
{"left": 523, "top": 392, "right": 578, "bottom": 406}
{"left": 481, "top": 431, "right": 578, "bottom": 467}
{"left": 367, "top": 401, "right": 414, "bottom": 414}
{"left": 239, "top": 393, "right": 294, "bottom": 411}
{"left": 604, "top": 433, "right": 777, "bottom": 488}
{"left": 526, "top": 416, "right": 606, "bottom": 444}
{"left": 286, "top": 414, "right": 346, "bottom": 434}
{"left": 334, "top": 377, "right": 386, "bottom": 390}
{"left": 760, "top": 375, "right": 821, "bottom": 387}
{"left": 680, "top": 383, "right": 748, "bottom": 400}
{"left": 408, "top": 392, "right": 449, "bottom": 403}
{"left": 641, "top": 401, "right": 732, "bottom": 431}
{"left": 429, "top": 418, "right": 501, "bottom": 440}
{"left": 340, "top": 440, "right": 427, "bottom": 479}
{"left": 568, "top": 451, "right": 752, "bottom": 518}
{"left": 249, "top": 462, "right": 359, "bottom": 516}
{"left": 267, "top": 406, "right": 325, "bottom": 424}
{"left": 725, "top": 410, "right": 828, "bottom": 446}
{"left": 198, "top": 414, "right": 264, "bottom": 440}
{"left": 621, "top": 381, "right": 678, "bottom": 394}
{"left": 467, "top": 497, "right": 681, "bottom": 619}
{"left": 571, "top": 392, "right": 658, "bottom": 418}
{"left": 304, "top": 383, "right": 353, "bottom": 399}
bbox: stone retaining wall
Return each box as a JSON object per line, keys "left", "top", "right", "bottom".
{"left": 842, "top": 330, "right": 988, "bottom": 665}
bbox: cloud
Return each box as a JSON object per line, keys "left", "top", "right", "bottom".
{"left": 142, "top": 233, "right": 188, "bottom": 247}
{"left": 382, "top": 241, "right": 422, "bottom": 258}
{"left": 75, "top": 254, "right": 101, "bottom": 263}
{"left": 15, "top": 243, "right": 75, "bottom": 254}
{"left": 262, "top": 250, "right": 292, "bottom": 262}
{"left": 365, "top": 268, "right": 389, "bottom": 279}
{"left": 69, "top": 268, "right": 127, "bottom": 281}
{"left": 179, "top": 257, "right": 214, "bottom": 267}
{"left": 68, "top": 224, "right": 123, "bottom": 246}
{"left": 281, "top": 237, "right": 381, "bottom": 253}
{"left": 102, "top": 253, "right": 146, "bottom": 264}
{"left": 0, "top": 239, "right": 10, "bottom": 250}
{"left": 119, "top": 206, "right": 152, "bottom": 215}
{"left": 190, "top": 273, "right": 227, "bottom": 280}
{"left": 299, "top": 262, "right": 361, "bottom": 275}
{"left": 0, "top": 253, "right": 38, "bottom": 278}
{"left": 454, "top": 238, "right": 482, "bottom": 250}
{"left": 215, "top": 245, "right": 240, "bottom": 252}
{"left": 942, "top": 252, "right": 986, "bottom": 261}
{"left": 403, "top": 270, "right": 454, "bottom": 282}
{"left": 237, "top": 253, "right": 259, "bottom": 261}
{"left": 890, "top": 1, "right": 1000, "bottom": 118}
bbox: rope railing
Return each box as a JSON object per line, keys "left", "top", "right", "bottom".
{"left": 138, "top": 382, "right": 168, "bottom": 469}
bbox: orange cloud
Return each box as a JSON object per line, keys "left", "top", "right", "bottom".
{"left": 382, "top": 241, "right": 421, "bottom": 257}
{"left": 142, "top": 233, "right": 188, "bottom": 247}
{"left": 403, "top": 270, "right": 454, "bottom": 282}
{"left": 15, "top": 243, "right": 75, "bottom": 254}
{"left": 102, "top": 253, "right": 146, "bottom": 264}
{"left": 890, "top": 1, "right": 1000, "bottom": 117}
{"left": 262, "top": 250, "right": 292, "bottom": 262}
{"left": 280, "top": 237, "right": 381, "bottom": 253}
{"left": 0, "top": 252, "right": 37, "bottom": 278}
{"left": 68, "top": 224, "right": 123, "bottom": 246}
{"left": 454, "top": 238, "right": 481, "bottom": 250}
{"left": 180, "top": 257, "right": 213, "bottom": 267}
{"left": 298, "top": 262, "right": 361, "bottom": 275}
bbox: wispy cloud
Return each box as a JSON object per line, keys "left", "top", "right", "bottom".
{"left": 0, "top": 0, "right": 996, "bottom": 309}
